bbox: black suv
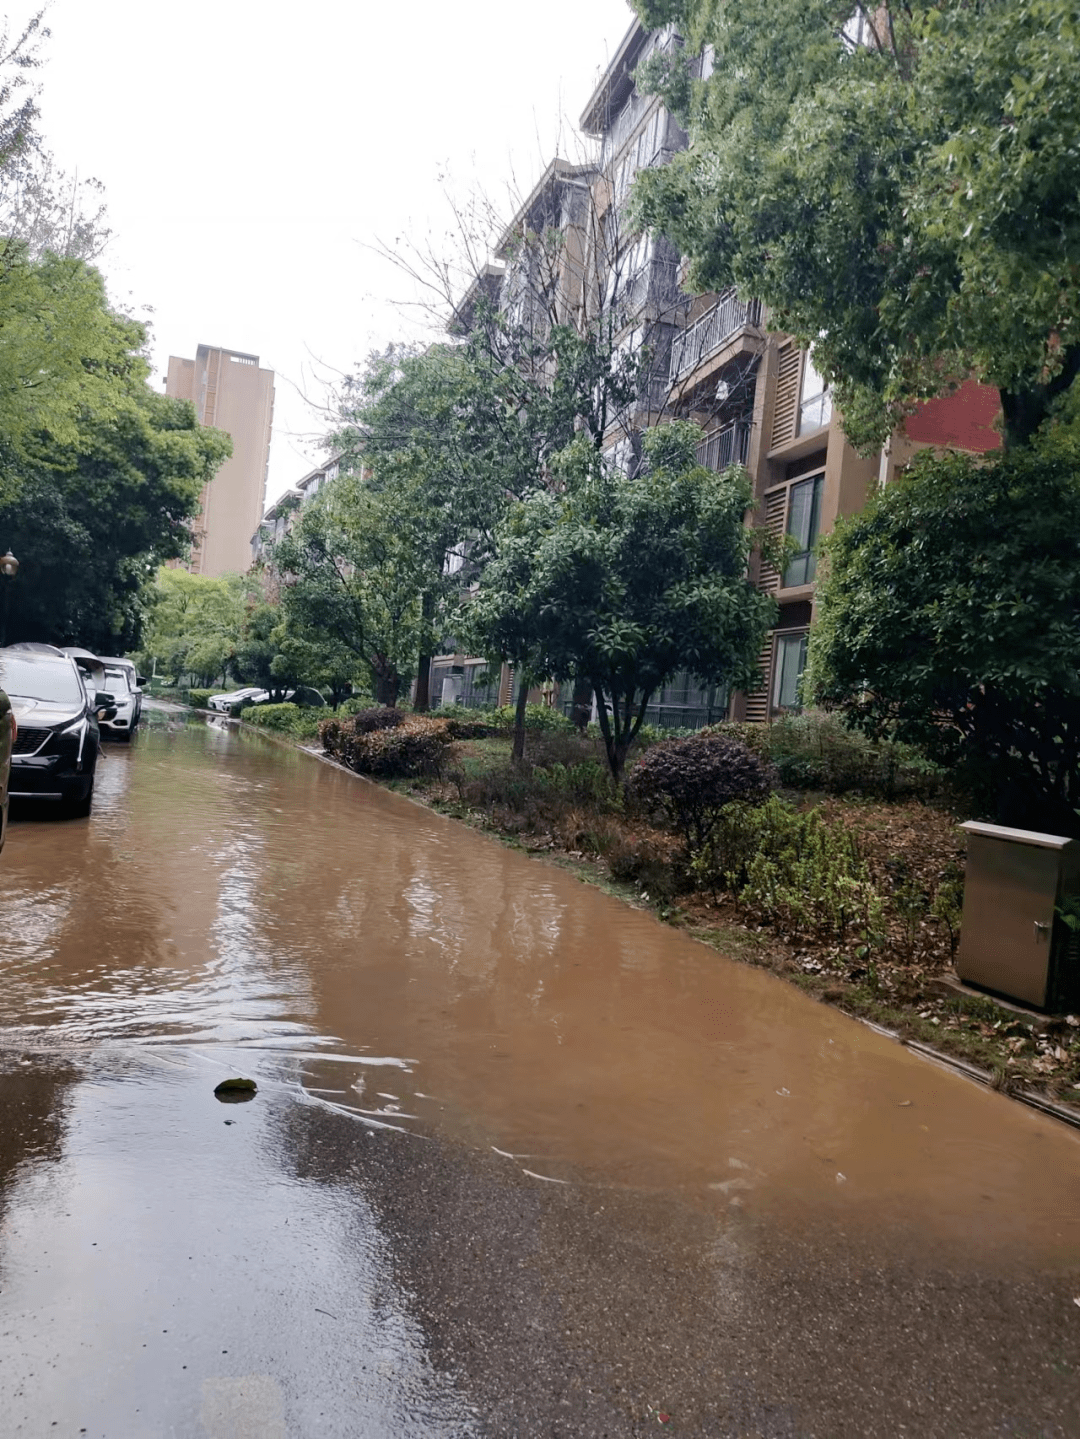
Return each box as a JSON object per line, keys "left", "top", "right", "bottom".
{"left": 0, "top": 647, "right": 114, "bottom": 816}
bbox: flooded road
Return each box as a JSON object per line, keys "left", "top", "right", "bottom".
{"left": 1, "top": 712, "right": 1079, "bottom": 1436}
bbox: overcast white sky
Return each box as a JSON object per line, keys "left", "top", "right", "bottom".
{"left": 8, "top": 0, "right": 635, "bottom": 501}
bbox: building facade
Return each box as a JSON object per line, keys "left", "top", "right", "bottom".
{"left": 427, "top": 18, "right": 1005, "bottom": 724}
{"left": 166, "top": 344, "right": 275, "bottom": 578}
{"left": 251, "top": 455, "right": 341, "bottom": 568}
{"left": 570, "top": 18, "right": 1001, "bottom": 725}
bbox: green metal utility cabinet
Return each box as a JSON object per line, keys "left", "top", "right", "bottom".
{"left": 957, "top": 821, "right": 1080, "bottom": 1011}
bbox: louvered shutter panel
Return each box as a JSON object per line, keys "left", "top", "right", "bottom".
{"left": 742, "top": 638, "right": 774, "bottom": 723}
{"left": 770, "top": 344, "right": 802, "bottom": 448}
{"left": 757, "top": 485, "right": 788, "bottom": 593}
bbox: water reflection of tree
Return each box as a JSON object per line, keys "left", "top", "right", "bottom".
{"left": 0, "top": 1060, "right": 77, "bottom": 1226}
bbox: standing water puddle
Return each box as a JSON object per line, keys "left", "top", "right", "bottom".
{"left": 2, "top": 718, "right": 1078, "bottom": 1265}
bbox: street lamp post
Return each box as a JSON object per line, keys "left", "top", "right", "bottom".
{"left": 0, "top": 550, "right": 19, "bottom": 647}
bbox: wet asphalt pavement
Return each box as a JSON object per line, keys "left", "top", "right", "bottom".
{"left": 0, "top": 709, "right": 1078, "bottom": 1437}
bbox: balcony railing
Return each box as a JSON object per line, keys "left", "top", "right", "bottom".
{"left": 669, "top": 290, "right": 763, "bottom": 385}
{"left": 696, "top": 420, "right": 751, "bottom": 472}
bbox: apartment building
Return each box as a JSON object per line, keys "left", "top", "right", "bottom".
{"left": 575, "top": 17, "right": 1002, "bottom": 725}
{"left": 445, "top": 16, "right": 1003, "bottom": 725}
{"left": 166, "top": 345, "right": 275, "bottom": 578}
{"left": 250, "top": 455, "right": 342, "bottom": 567}
{"left": 579, "top": 23, "right": 688, "bottom": 461}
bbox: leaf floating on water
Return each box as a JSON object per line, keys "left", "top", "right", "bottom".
{"left": 214, "top": 1077, "right": 257, "bottom": 1095}
{"left": 898, "top": 1100, "right": 913, "bottom": 1107}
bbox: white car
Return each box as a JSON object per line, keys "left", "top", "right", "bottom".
{"left": 100, "top": 663, "right": 139, "bottom": 740}
{"left": 206, "top": 688, "right": 268, "bottom": 713}
{"left": 98, "top": 657, "right": 145, "bottom": 727}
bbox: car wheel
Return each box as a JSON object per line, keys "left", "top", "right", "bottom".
{"left": 64, "top": 781, "right": 94, "bottom": 818}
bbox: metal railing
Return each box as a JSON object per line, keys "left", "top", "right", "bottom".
{"left": 696, "top": 421, "right": 751, "bottom": 472}
{"left": 669, "top": 290, "right": 762, "bottom": 385}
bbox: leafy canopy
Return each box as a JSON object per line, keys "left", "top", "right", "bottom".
{"left": 138, "top": 569, "right": 246, "bottom": 688}
{"left": 0, "top": 389, "right": 232, "bottom": 651}
{"left": 462, "top": 423, "right": 778, "bottom": 777}
{"left": 806, "top": 448, "right": 1080, "bottom": 832}
{"left": 632, "top": 0, "right": 1080, "bottom": 447}
{"left": 0, "top": 248, "right": 152, "bottom": 498}
{"left": 273, "top": 470, "right": 424, "bottom": 707}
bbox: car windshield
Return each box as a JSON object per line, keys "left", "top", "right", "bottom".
{"left": 0, "top": 656, "right": 84, "bottom": 705}
{"left": 104, "top": 668, "right": 131, "bottom": 693}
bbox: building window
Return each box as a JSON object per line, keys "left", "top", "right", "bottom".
{"left": 798, "top": 350, "right": 832, "bottom": 434}
{"left": 774, "top": 631, "right": 808, "bottom": 711}
{"left": 783, "top": 472, "right": 824, "bottom": 586}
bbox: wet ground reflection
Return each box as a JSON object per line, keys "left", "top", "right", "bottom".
{"left": 4, "top": 720, "right": 1080, "bottom": 1249}
{"left": 2, "top": 716, "right": 1079, "bottom": 1434}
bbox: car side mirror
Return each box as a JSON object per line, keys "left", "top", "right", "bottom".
{"left": 97, "top": 706, "right": 118, "bottom": 721}
{"left": 95, "top": 691, "right": 116, "bottom": 708}
{"left": 136, "top": 676, "right": 147, "bottom": 688}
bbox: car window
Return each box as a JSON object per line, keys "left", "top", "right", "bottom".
{"left": 104, "top": 668, "right": 130, "bottom": 692}
{"left": 0, "top": 657, "right": 84, "bottom": 704}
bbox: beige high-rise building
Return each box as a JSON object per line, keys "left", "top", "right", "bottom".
{"left": 165, "top": 344, "right": 275, "bottom": 577}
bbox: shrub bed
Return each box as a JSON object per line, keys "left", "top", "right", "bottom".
{"left": 626, "top": 733, "right": 774, "bottom": 855}
{"left": 244, "top": 703, "right": 309, "bottom": 734}
{"left": 704, "top": 711, "right": 946, "bottom": 802}
{"left": 186, "top": 688, "right": 216, "bottom": 709}
{"left": 337, "top": 694, "right": 377, "bottom": 716}
{"left": 488, "top": 702, "right": 575, "bottom": 734}
{"left": 321, "top": 713, "right": 455, "bottom": 778}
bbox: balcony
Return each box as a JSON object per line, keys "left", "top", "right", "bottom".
{"left": 696, "top": 420, "right": 751, "bottom": 472}
{"left": 617, "top": 256, "right": 681, "bottom": 326}
{"left": 669, "top": 290, "right": 763, "bottom": 386}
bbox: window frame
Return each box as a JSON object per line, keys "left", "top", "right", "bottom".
{"left": 772, "top": 629, "right": 809, "bottom": 712}
{"left": 782, "top": 471, "right": 825, "bottom": 588}
{"left": 797, "top": 349, "right": 832, "bottom": 435}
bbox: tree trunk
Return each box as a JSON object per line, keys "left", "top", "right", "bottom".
{"left": 592, "top": 681, "right": 619, "bottom": 778}
{"left": 414, "top": 592, "right": 436, "bottom": 712}
{"left": 594, "top": 682, "right": 652, "bottom": 781}
{"left": 374, "top": 664, "right": 399, "bottom": 707}
{"left": 414, "top": 652, "right": 432, "bottom": 712}
{"left": 1000, "top": 346, "right": 1080, "bottom": 449}
{"left": 570, "top": 677, "right": 592, "bottom": 731}
{"left": 511, "top": 671, "right": 530, "bottom": 766}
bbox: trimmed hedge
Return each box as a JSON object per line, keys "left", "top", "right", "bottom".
{"left": 346, "top": 706, "right": 408, "bottom": 734}
{"left": 186, "top": 688, "right": 216, "bottom": 709}
{"left": 245, "top": 702, "right": 304, "bottom": 733}
{"left": 489, "top": 702, "right": 575, "bottom": 734}
{"left": 321, "top": 713, "right": 455, "bottom": 777}
{"left": 703, "top": 713, "right": 944, "bottom": 802}
{"left": 338, "top": 694, "right": 377, "bottom": 716}
{"left": 626, "top": 733, "right": 774, "bottom": 855}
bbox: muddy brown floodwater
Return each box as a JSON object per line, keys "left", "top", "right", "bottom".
{"left": 1, "top": 712, "right": 1079, "bottom": 1437}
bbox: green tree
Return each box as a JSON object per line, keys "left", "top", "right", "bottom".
{"left": 632, "top": 0, "right": 1080, "bottom": 450}
{"left": 265, "top": 617, "right": 358, "bottom": 707}
{"left": 230, "top": 595, "right": 292, "bottom": 700}
{"left": 333, "top": 317, "right": 640, "bottom": 712}
{"left": 0, "top": 248, "right": 153, "bottom": 500}
{"left": 273, "top": 472, "right": 422, "bottom": 706}
{"left": 0, "top": 390, "right": 231, "bottom": 650}
{"left": 335, "top": 344, "right": 525, "bottom": 710}
{"left": 807, "top": 448, "right": 1080, "bottom": 832}
{"left": 138, "top": 568, "right": 245, "bottom": 687}
{"left": 463, "top": 424, "right": 778, "bottom": 778}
